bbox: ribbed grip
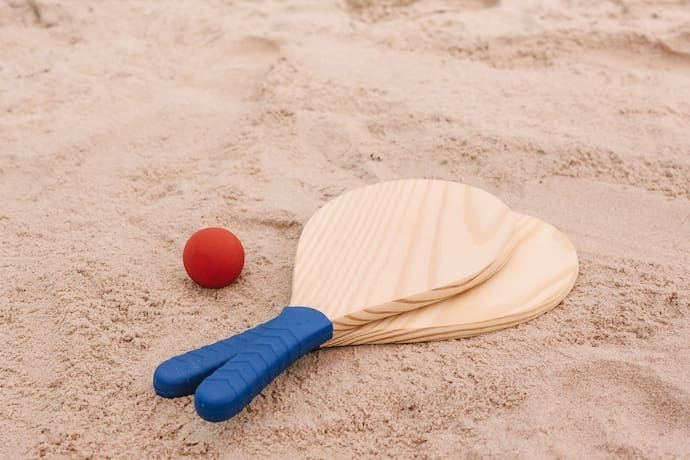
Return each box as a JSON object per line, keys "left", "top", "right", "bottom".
{"left": 154, "top": 321, "right": 275, "bottom": 398}
{"left": 194, "top": 306, "right": 333, "bottom": 422}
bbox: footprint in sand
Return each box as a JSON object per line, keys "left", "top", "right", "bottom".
{"left": 659, "top": 29, "right": 690, "bottom": 61}
{"left": 345, "top": 0, "right": 499, "bottom": 23}
{"left": 184, "top": 35, "right": 281, "bottom": 102}
{"left": 578, "top": 32, "right": 690, "bottom": 73}
{"left": 482, "top": 358, "right": 690, "bottom": 457}
{"left": 548, "top": 360, "right": 690, "bottom": 454}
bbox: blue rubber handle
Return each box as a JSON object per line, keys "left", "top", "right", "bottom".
{"left": 194, "top": 306, "right": 333, "bottom": 422}
{"left": 154, "top": 320, "right": 278, "bottom": 398}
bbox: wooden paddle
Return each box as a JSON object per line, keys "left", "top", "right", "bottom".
{"left": 329, "top": 214, "right": 578, "bottom": 346}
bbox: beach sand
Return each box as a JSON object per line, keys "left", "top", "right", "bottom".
{"left": 1, "top": 0, "right": 689, "bottom": 458}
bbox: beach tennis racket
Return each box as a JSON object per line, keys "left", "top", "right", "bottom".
{"left": 154, "top": 179, "right": 517, "bottom": 420}
{"left": 329, "top": 214, "right": 578, "bottom": 346}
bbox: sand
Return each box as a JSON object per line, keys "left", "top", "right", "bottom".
{"left": 1, "top": 0, "right": 689, "bottom": 458}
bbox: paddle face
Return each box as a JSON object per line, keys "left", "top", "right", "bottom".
{"left": 328, "top": 214, "right": 578, "bottom": 346}
{"left": 289, "top": 179, "right": 516, "bottom": 331}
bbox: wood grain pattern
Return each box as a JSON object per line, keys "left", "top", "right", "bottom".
{"left": 288, "top": 179, "right": 517, "bottom": 330}
{"left": 326, "top": 214, "right": 579, "bottom": 346}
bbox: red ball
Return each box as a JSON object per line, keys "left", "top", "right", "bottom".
{"left": 183, "top": 227, "right": 245, "bottom": 288}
